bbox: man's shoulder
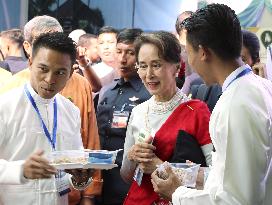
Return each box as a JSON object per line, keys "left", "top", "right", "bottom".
{"left": 220, "top": 74, "right": 272, "bottom": 112}
{"left": 98, "top": 80, "right": 118, "bottom": 102}
{"left": 0, "top": 69, "right": 30, "bottom": 95}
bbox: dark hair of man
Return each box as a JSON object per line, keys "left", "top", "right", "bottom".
{"left": 117, "top": 28, "right": 143, "bottom": 44}
{"left": 77, "top": 33, "right": 97, "bottom": 47}
{"left": 242, "top": 30, "right": 260, "bottom": 64}
{"left": 134, "top": 31, "right": 181, "bottom": 65}
{"left": 184, "top": 4, "right": 242, "bottom": 60}
{"left": 175, "top": 11, "right": 193, "bottom": 35}
{"left": 32, "top": 32, "right": 77, "bottom": 64}
{"left": 98, "top": 26, "right": 118, "bottom": 36}
{"left": 0, "top": 29, "right": 24, "bottom": 48}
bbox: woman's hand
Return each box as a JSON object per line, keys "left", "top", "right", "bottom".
{"left": 127, "top": 137, "right": 156, "bottom": 163}
{"left": 139, "top": 156, "right": 163, "bottom": 174}
{"left": 127, "top": 142, "right": 156, "bottom": 163}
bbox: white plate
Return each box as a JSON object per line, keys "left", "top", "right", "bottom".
{"left": 51, "top": 163, "right": 118, "bottom": 170}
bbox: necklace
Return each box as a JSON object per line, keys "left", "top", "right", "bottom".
{"left": 144, "top": 89, "right": 189, "bottom": 135}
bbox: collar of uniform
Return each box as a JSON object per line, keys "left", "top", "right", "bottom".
{"left": 26, "top": 82, "right": 55, "bottom": 105}
{"left": 222, "top": 64, "right": 251, "bottom": 92}
{"left": 111, "top": 74, "right": 142, "bottom": 91}
{"left": 5, "top": 56, "right": 26, "bottom": 61}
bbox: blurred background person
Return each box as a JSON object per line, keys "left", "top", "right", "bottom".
{"left": 241, "top": 30, "right": 266, "bottom": 78}
{"left": 0, "top": 48, "right": 11, "bottom": 71}
{"left": 69, "top": 29, "right": 86, "bottom": 44}
{"left": 78, "top": 33, "right": 100, "bottom": 65}
{"left": 93, "top": 26, "right": 119, "bottom": 87}
{"left": 0, "top": 29, "right": 28, "bottom": 74}
{"left": 90, "top": 26, "right": 120, "bottom": 108}
{"left": 121, "top": 31, "right": 212, "bottom": 205}
{"left": 175, "top": 11, "right": 203, "bottom": 95}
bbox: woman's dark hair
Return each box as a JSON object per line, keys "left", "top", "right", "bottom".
{"left": 242, "top": 30, "right": 260, "bottom": 64}
{"left": 32, "top": 32, "right": 77, "bottom": 64}
{"left": 134, "top": 31, "right": 181, "bottom": 64}
{"left": 184, "top": 3, "right": 242, "bottom": 60}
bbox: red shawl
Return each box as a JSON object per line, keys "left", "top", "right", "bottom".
{"left": 123, "top": 100, "right": 211, "bottom": 205}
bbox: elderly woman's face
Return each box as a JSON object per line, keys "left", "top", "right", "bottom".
{"left": 137, "top": 43, "right": 178, "bottom": 101}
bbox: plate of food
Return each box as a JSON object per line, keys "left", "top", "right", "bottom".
{"left": 48, "top": 150, "right": 120, "bottom": 170}
{"left": 51, "top": 162, "right": 118, "bottom": 170}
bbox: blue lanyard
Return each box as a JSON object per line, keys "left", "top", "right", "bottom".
{"left": 24, "top": 84, "right": 58, "bottom": 150}
{"left": 225, "top": 67, "right": 252, "bottom": 90}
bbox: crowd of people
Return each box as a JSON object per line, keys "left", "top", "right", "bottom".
{"left": 0, "top": 3, "right": 272, "bottom": 205}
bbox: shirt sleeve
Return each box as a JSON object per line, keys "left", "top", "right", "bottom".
{"left": 120, "top": 110, "right": 137, "bottom": 183}
{"left": 0, "top": 118, "right": 26, "bottom": 184}
{"left": 193, "top": 101, "right": 213, "bottom": 166}
{"left": 172, "top": 95, "right": 272, "bottom": 205}
{"left": 0, "top": 116, "right": 25, "bottom": 184}
{"left": 0, "top": 160, "right": 27, "bottom": 184}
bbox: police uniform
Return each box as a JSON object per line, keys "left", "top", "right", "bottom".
{"left": 96, "top": 75, "right": 151, "bottom": 205}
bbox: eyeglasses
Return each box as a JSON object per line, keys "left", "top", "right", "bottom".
{"left": 135, "top": 62, "right": 163, "bottom": 73}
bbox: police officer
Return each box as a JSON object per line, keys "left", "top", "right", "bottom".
{"left": 96, "top": 28, "right": 151, "bottom": 205}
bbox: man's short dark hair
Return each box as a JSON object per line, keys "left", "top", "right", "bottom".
{"left": 117, "top": 28, "right": 142, "bottom": 44}
{"left": 175, "top": 11, "right": 193, "bottom": 35}
{"left": 78, "top": 33, "right": 97, "bottom": 47}
{"left": 184, "top": 4, "right": 242, "bottom": 60}
{"left": 98, "top": 26, "right": 118, "bottom": 36}
{"left": 0, "top": 29, "right": 24, "bottom": 47}
{"left": 32, "top": 32, "right": 77, "bottom": 64}
{"left": 134, "top": 31, "right": 181, "bottom": 65}
{"left": 242, "top": 30, "right": 260, "bottom": 64}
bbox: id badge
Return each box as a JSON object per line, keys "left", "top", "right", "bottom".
{"left": 133, "top": 166, "right": 144, "bottom": 186}
{"left": 111, "top": 111, "right": 129, "bottom": 128}
{"left": 55, "top": 170, "right": 71, "bottom": 196}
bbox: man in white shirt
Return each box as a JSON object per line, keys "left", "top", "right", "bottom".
{"left": 151, "top": 4, "right": 272, "bottom": 205}
{"left": 91, "top": 26, "right": 119, "bottom": 88}
{"left": 0, "top": 32, "right": 92, "bottom": 205}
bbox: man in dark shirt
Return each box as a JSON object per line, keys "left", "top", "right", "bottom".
{"left": 0, "top": 29, "right": 28, "bottom": 74}
{"left": 96, "top": 28, "right": 151, "bottom": 205}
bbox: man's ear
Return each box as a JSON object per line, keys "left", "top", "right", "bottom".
{"left": 23, "top": 41, "right": 32, "bottom": 58}
{"left": 28, "top": 56, "right": 33, "bottom": 68}
{"left": 69, "top": 65, "right": 74, "bottom": 77}
{"left": 199, "top": 45, "right": 211, "bottom": 61}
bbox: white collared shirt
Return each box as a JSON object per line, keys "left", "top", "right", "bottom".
{"left": 221, "top": 64, "right": 251, "bottom": 92}
{"left": 172, "top": 69, "right": 272, "bottom": 205}
{"left": 0, "top": 83, "right": 83, "bottom": 205}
